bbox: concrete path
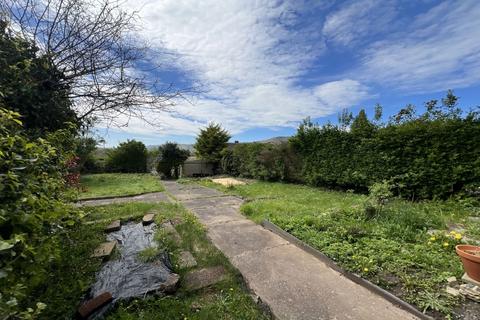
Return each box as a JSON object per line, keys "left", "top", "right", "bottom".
{"left": 78, "top": 192, "right": 172, "bottom": 206}
{"left": 163, "top": 181, "right": 419, "bottom": 320}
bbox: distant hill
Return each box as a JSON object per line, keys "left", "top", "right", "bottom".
{"left": 146, "top": 137, "right": 291, "bottom": 152}
{"left": 147, "top": 144, "right": 195, "bottom": 152}
{"left": 256, "top": 136, "right": 290, "bottom": 144}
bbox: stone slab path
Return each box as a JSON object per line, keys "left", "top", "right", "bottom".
{"left": 77, "top": 192, "right": 172, "bottom": 206}
{"left": 163, "top": 181, "right": 419, "bottom": 320}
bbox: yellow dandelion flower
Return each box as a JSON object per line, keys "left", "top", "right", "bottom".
{"left": 443, "top": 242, "right": 449, "bottom": 247}
{"left": 363, "top": 267, "right": 369, "bottom": 272}
{"left": 455, "top": 234, "right": 462, "bottom": 240}
{"left": 429, "top": 236, "right": 436, "bottom": 241}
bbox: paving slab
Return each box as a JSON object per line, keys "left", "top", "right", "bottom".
{"left": 163, "top": 181, "right": 224, "bottom": 200}
{"left": 232, "top": 244, "right": 415, "bottom": 320}
{"left": 164, "top": 181, "right": 419, "bottom": 320}
{"left": 142, "top": 213, "right": 155, "bottom": 225}
{"left": 182, "top": 196, "right": 243, "bottom": 210}
{"left": 92, "top": 241, "right": 116, "bottom": 258}
{"left": 184, "top": 266, "right": 227, "bottom": 291}
{"left": 161, "top": 221, "right": 182, "bottom": 245}
{"left": 105, "top": 220, "right": 121, "bottom": 232}
{"left": 192, "top": 206, "right": 246, "bottom": 226}
{"left": 178, "top": 251, "right": 197, "bottom": 268}
{"left": 208, "top": 220, "right": 290, "bottom": 257}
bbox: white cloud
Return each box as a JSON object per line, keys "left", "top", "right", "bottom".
{"left": 322, "top": 0, "right": 397, "bottom": 47}
{"left": 358, "top": 0, "right": 480, "bottom": 92}
{"left": 314, "top": 79, "right": 371, "bottom": 108}
{"left": 98, "top": 0, "right": 371, "bottom": 138}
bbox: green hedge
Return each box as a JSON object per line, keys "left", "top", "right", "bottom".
{"left": 223, "top": 103, "right": 480, "bottom": 199}
{"left": 292, "top": 116, "right": 480, "bottom": 199}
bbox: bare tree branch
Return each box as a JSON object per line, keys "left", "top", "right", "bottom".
{"left": 0, "top": 0, "right": 191, "bottom": 128}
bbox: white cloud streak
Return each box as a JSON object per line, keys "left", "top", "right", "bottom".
{"left": 96, "top": 0, "right": 371, "bottom": 138}
{"left": 322, "top": 0, "right": 398, "bottom": 47}
{"left": 357, "top": 0, "right": 480, "bottom": 92}
{"left": 98, "top": 0, "right": 480, "bottom": 141}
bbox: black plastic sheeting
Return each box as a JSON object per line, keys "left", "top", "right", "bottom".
{"left": 87, "top": 222, "right": 179, "bottom": 319}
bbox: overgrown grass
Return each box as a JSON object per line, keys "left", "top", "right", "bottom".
{"left": 33, "top": 223, "right": 105, "bottom": 319}
{"left": 82, "top": 202, "right": 161, "bottom": 222}
{"left": 187, "top": 178, "right": 480, "bottom": 317}
{"left": 108, "top": 203, "right": 268, "bottom": 320}
{"left": 34, "top": 201, "right": 266, "bottom": 319}
{"left": 79, "top": 173, "right": 164, "bottom": 199}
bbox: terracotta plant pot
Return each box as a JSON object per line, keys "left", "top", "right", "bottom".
{"left": 456, "top": 245, "right": 480, "bottom": 282}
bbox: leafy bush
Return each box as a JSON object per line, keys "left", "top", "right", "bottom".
{"left": 0, "top": 21, "right": 77, "bottom": 134}
{"left": 0, "top": 108, "right": 81, "bottom": 318}
{"left": 364, "top": 180, "right": 393, "bottom": 218}
{"left": 105, "top": 140, "right": 148, "bottom": 173}
{"left": 222, "top": 142, "right": 301, "bottom": 182}
{"left": 156, "top": 142, "right": 189, "bottom": 178}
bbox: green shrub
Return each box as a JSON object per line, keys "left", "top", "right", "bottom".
{"left": 157, "top": 142, "right": 189, "bottom": 178}
{"left": 0, "top": 108, "right": 82, "bottom": 318}
{"left": 106, "top": 140, "right": 148, "bottom": 173}
{"left": 222, "top": 142, "right": 301, "bottom": 182}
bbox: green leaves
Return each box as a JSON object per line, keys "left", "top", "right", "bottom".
{"left": 106, "top": 140, "right": 148, "bottom": 173}
{"left": 157, "top": 142, "right": 189, "bottom": 178}
{"left": 194, "top": 123, "right": 230, "bottom": 164}
{"left": 0, "top": 108, "right": 82, "bottom": 318}
{"left": 0, "top": 25, "right": 77, "bottom": 133}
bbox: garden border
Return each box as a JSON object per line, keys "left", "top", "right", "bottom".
{"left": 76, "top": 191, "right": 164, "bottom": 202}
{"left": 261, "top": 220, "right": 433, "bottom": 320}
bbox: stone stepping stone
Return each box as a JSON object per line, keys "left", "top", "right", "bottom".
{"left": 161, "top": 221, "right": 182, "bottom": 245}
{"left": 77, "top": 292, "right": 112, "bottom": 319}
{"left": 178, "top": 251, "right": 197, "bottom": 268}
{"left": 462, "top": 273, "right": 480, "bottom": 287}
{"left": 105, "top": 220, "right": 121, "bottom": 232}
{"left": 92, "top": 241, "right": 116, "bottom": 258}
{"left": 459, "top": 283, "right": 480, "bottom": 302}
{"left": 184, "top": 266, "right": 226, "bottom": 291}
{"left": 142, "top": 213, "right": 155, "bottom": 225}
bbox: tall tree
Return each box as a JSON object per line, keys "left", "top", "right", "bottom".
{"left": 1, "top": 0, "right": 184, "bottom": 127}
{"left": 194, "top": 123, "right": 230, "bottom": 168}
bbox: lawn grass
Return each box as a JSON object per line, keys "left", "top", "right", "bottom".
{"left": 36, "top": 201, "right": 267, "bottom": 320}
{"left": 79, "top": 173, "right": 164, "bottom": 199}
{"left": 186, "top": 178, "right": 480, "bottom": 317}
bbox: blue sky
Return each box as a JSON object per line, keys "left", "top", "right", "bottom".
{"left": 95, "top": 0, "right": 480, "bottom": 147}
